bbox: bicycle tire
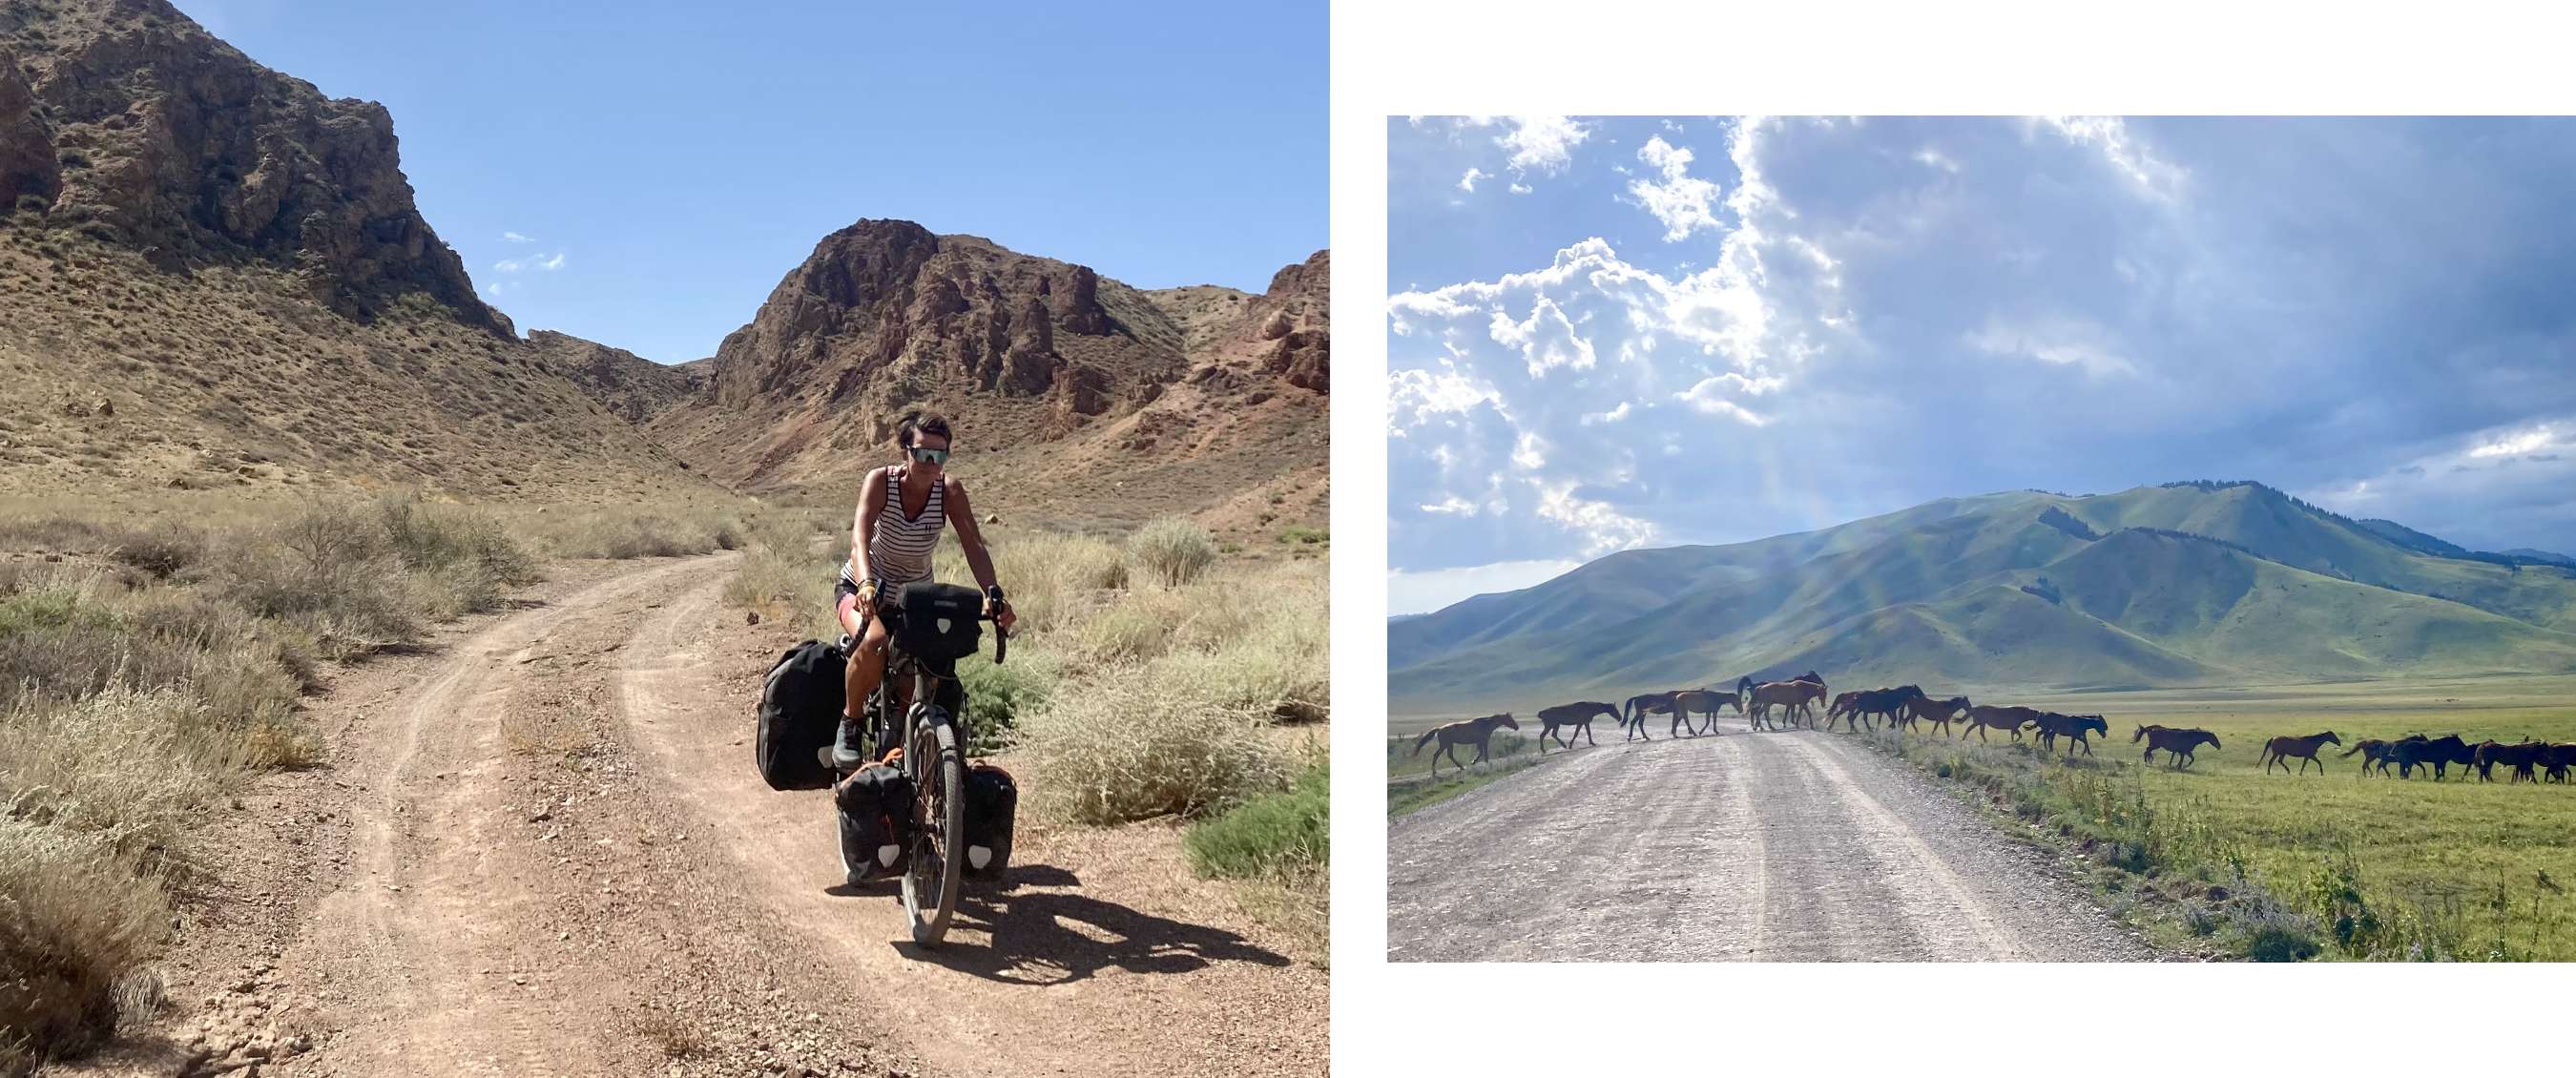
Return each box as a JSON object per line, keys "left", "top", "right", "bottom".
{"left": 900, "top": 715, "right": 966, "bottom": 946}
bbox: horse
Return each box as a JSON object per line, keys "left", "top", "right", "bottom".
{"left": 1621, "top": 692, "right": 1679, "bottom": 741}
{"left": 2031, "top": 712, "right": 2109, "bottom": 757}
{"left": 1960, "top": 705, "right": 2039, "bottom": 743}
{"left": 1536, "top": 701, "right": 1619, "bottom": 752}
{"left": 1850, "top": 685, "right": 1926, "bottom": 732}
{"left": 1822, "top": 691, "right": 1863, "bottom": 732}
{"left": 2258, "top": 731, "right": 2342, "bottom": 776}
{"left": 1413, "top": 714, "right": 1520, "bottom": 777}
{"left": 2389, "top": 734, "right": 2473, "bottom": 780}
{"left": 1743, "top": 673, "right": 1828, "bottom": 731}
{"left": 2134, "top": 724, "right": 2220, "bottom": 768}
{"left": 2471, "top": 740, "right": 2548, "bottom": 783}
{"left": 2341, "top": 738, "right": 2393, "bottom": 776}
{"left": 2542, "top": 743, "right": 2576, "bottom": 784}
{"left": 1901, "top": 695, "right": 1972, "bottom": 736}
{"left": 1670, "top": 689, "right": 1740, "bottom": 736}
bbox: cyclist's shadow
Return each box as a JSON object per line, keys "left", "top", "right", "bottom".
{"left": 888, "top": 865, "right": 1295, "bottom": 985}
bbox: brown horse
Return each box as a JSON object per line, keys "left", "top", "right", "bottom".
{"left": 2471, "top": 740, "right": 2548, "bottom": 783}
{"left": 1742, "top": 673, "right": 1827, "bottom": 731}
{"left": 1901, "top": 694, "right": 1972, "bottom": 736}
{"left": 1961, "top": 704, "right": 2039, "bottom": 742}
{"left": 1536, "top": 701, "right": 1619, "bottom": 751}
{"left": 2341, "top": 738, "right": 2394, "bottom": 776}
{"left": 1413, "top": 714, "right": 1520, "bottom": 777}
{"left": 2134, "top": 724, "right": 2220, "bottom": 768}
{"left": 2258, "top": 731, "right": 2341, "bottom": 775}
{"left": 1823, "top": 691, "right": 1863, "bottom": 731}
{"left": 1621, "top": 692, "right": 1679, "bottom": 741}
{"left": 1670, "top": 689, "right": 1741, "bottom": 736}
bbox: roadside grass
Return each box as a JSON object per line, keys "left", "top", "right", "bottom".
{"left": 722, "top": 517, "right": 1331, "bottom": 951}
{"left": 1384, "top": 731, "right": 1565, "bottom": 817}
{"left": 1856, "top": 674, "right": 2576, "bottom": 960}
{"left": 1, "top": 490, "right": 765, "bottom": 1063}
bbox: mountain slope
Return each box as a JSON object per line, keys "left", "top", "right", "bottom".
{"left": 647, "top": 227, "right": 1328, "bottom": 536}
{"left": 1390, "top": 483, "right": 2576, "bottom": 713}
{"left": 0, "top": 0, "right": 726, "bottom": 503}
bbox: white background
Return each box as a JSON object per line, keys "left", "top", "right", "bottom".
{"left": 1329, "top": 2, "right": 2576, "bottom": 1074}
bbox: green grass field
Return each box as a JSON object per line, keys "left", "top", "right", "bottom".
{"left": 1874, "top": 674, "right": 2576, "bottom": 960}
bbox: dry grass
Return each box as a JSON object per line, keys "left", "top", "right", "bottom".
{"left": 1127, "top": 516, "right": 1218, "bottom": 589}
{"left": 0, "top": 489, "right": 767, "bottom": 1061}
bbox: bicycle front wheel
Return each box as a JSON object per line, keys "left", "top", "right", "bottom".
{"left": 900, "top": 715, "right": 966, "bottom": 946}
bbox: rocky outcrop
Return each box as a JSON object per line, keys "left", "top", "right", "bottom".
{"left": 704, "top": 219, "right": 1161, "bottom": 418}
{"left": 4, "top": 0, "right": 502, "bottom": 332}
{"left": 0, "top": 48, "right": 59, "bottom": 211}
{"left": 1239, "top": 249, "right": 1329, "bottom": 393}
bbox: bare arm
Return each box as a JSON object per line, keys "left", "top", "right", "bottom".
{"left": 850, "top": 466, "right": 886, "bottom": 589}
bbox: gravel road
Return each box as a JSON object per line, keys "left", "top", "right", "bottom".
{"left": 1387, "top": 728, "right": 2159, "bottom": 962}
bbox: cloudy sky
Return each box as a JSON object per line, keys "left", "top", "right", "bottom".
{"left": 1388, "top": 116, "right": 2576, "bottom": 615}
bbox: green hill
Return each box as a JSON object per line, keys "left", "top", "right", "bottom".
{"left": 1389, "top": 483, "right": 2576, "bottom": 715}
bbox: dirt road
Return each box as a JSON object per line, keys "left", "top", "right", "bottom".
{"left": 72, "top": 552, "right": 1324, "bottom": 1078}
{"left": 1386, "top": 729, "right": 2157, "bottom": 962}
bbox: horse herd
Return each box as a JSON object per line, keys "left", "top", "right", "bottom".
{"left": 1406, "top": 674, "right": 2576, "bottom": 786}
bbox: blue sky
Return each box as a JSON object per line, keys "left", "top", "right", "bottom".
{"left": 1388, "top": 116, "right": 2576, "bottom": 614}
{"left": 173, "top": 0, "right": 1324, "bottom": 362}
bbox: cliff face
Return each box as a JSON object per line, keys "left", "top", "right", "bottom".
{"left": 701, "top": 219, "right": 1163, "bottom": 429}
{"left": 1232, "top": 249, "right": 1328, "bottom": 393}
{"left": 0, "top": 0, "right": 502, "bottom": 331}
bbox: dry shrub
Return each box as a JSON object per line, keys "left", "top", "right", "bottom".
{"left": 935, "top": 529, "right": 1128, "bottom": 637}
{"left": 1126, "top": 516, "right": 1217, "bottom": 589}
{"left": 1020, "top": 679, "right": 1288, "bottom": 825}
{"left": 0, "top": 819, "right": 171, "bottom": 1065}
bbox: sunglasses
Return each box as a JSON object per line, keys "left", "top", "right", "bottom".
{"left": 909, "top": 446, "right": 950, "bottom": 466}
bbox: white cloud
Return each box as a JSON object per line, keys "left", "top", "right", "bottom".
{"left": 1388, "top": 558, "right": 1584, "bottom": 616}
{"left": 1458, "top": 167, "right": 1488, "bottom": 193}
{"left": 1494, "top": 115, "right": 1590, "bottom": 175}
{"left": 1508, "top": 181, "right": 1533, "bottom": 195}
{"left": 1420, "top": 496, "right": 1482, "bottom": 516}
{"left": 1964, "top": 317, "right": 2138, "bottom": 377}
{"left": 1388, "top": 361, "right": 1508, "bottom": 430}
{"left": 1673, "top": 376, "right": 1773, "bottom": 425}
{"left": 2037, "top": 115, "right": 2185, "bottom": 203}
{"left": 1487, "top": 295, "right": 1597, "bottom": 377}
{"left": 2468, "top": 425, "right": 2563, "bottom": 459}
{"left": 493, "top": 251, "right": 570, "bottom": 274}
{"left": 1511, "top": 431, "right": 1549, "bottom": 470}
{"left": 1534, "top": 479, "right": 1657, "bottom": 556}
{"left": 1913, "top": 148, "right": 1959, "bottom": 173}
{"left": 1580, "top": 402, "right": 1633, "bottom": 425}
{"left": 1627, "top": 135, "right": 1722, "bottom": 240}
{"left": 502, "top": 231, "right": 534, "bottom": 243}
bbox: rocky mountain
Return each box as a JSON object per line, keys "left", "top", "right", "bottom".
{"left": 0, "top": 0, "right": 1325, "bottom": 529}
{"left": 0, "top": 0, "right": 720, "bottom": 503}
{"left": 1390, "top": 482, "right": 2576, "bottom": 714}
{"left": 648, "top": 222, "right": 1328, "bottom": 535}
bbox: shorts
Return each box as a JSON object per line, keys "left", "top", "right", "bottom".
{"left": 832, "top": 575, "right": 915, "bottom": 631}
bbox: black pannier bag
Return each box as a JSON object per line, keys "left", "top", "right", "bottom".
{"left": 891, "top": 581, "right": 984, "bottom": 665}
{"left": 961, "top": 763, "right": 1017, "bottom": 879}
{"left": 756, "top": 638, "right": 844, "bottom": 790}
{"left": 836, "top": 762, "right": 913, "bottom": 881}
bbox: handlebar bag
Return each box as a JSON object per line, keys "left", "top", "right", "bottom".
{"left": 891, "top": 581, "right": 984, "bottom": 664}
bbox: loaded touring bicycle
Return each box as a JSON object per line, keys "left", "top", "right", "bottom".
{"left": 755, "top": 581, "right": 1017, "bottom": 947}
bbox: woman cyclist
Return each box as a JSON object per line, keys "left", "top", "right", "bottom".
{"left": 830, "top": 412, "right": 1014, "bottom": 770}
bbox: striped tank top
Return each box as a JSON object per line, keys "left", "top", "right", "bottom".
{"left": 842, "top": 466, "right": 945, "bottom": 589}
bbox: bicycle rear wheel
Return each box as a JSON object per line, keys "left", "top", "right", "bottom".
{"left": 900, "top": 715, "right": 966, "bottom": 946}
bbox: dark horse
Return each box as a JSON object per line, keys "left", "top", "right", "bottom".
{"left": 1670, "top": 689, "right": 1743, "bottom": 736}
{"left": 1961, "top": 705, "right": 2040, "bottom": 742}
{"left": 2388, "top": 734, "right": 2474, "bottom": 779}
{"left": 1413, "top": 714, "right": 1520, "bottom": 777}
{"left": 1536, "top": 701, "right": 1620, "bottom": 752}
{"left": 2031, "top": 712, "right": 2109, "bottom": 757}
{"left": 1901, "top": 695, "right": 1973, "bottom": 736}
{"left": 2134, "top": 724, "right": 2220, "bottom": 768}
{"left": 1740, "top": 672, "right": 1828, "bottom": 731}
{"left": 1829, "top": 685, "right": 1924, "bottom": 733}
{"left": 2258, "top": 731, "right": 2342, "bottom": 776}
{"left": 2471, "top": 740, "right": 2548, "bottom": 783}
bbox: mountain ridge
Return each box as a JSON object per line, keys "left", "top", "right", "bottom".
{"left": 1389, "top": 482, "right": 2576, "bottom": 713}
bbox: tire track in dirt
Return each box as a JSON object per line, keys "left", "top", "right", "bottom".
{"left": 1388, "top": 728, "right": 2155, "bottom": 962}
